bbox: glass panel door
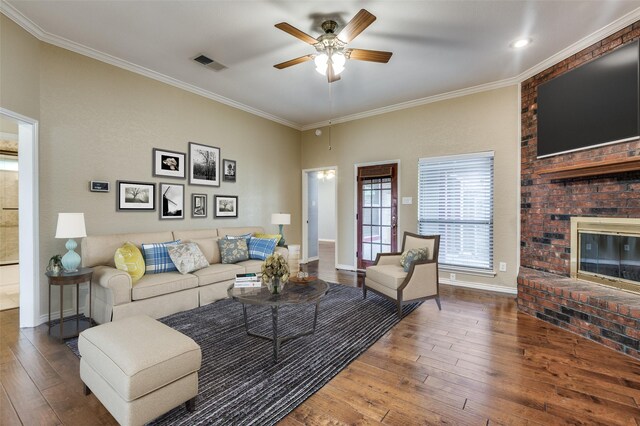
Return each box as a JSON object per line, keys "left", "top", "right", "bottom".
{"left": 357, "top": 164, "right": 398, "bottom": 269}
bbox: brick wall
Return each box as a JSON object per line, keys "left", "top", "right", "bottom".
{"left": 520, "top": 21, "right": 640, "bottom": 275}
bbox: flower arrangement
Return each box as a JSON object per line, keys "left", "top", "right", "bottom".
{"left": 261, "top": 253, "right": 289, "bottom": 294}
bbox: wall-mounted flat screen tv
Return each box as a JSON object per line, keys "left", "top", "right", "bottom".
{"left": 537, "top": 40, "right": 639, "bottom": 158}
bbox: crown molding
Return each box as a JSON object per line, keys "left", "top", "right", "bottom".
{"left": 0, "top": 2, "right": 302, "bottom": 130}
{"left": 515, "top": 6, "right": 640, "bottom": 83}
{"left": 301, "top": 77, "right": 519, "bottom": 131}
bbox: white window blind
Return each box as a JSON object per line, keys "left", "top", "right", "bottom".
{"left": 418, "top": 152, "right": 494, "bottom": 271}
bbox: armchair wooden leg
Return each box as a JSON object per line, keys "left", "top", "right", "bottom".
{"left": 435, "top": 297, "right": 442, "bottom": 311}
{"left": 363, "top": 284, "right": 367, "bottom": 299}
{"left": 83, "top": 384, "right": 91, "bottom": 396}
{"left": 397, "top": 292, "right": 403, "bottom": 318}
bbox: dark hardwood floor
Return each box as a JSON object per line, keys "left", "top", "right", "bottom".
{"left": 2, "top": 241, "right": 639, "bottom": 425}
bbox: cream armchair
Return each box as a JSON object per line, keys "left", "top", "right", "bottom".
{"left": 363, "top": 232, "right": 441, "bottom": 318}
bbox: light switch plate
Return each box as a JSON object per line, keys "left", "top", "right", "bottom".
{"left": 402, "top": 197, "right": 413, "bottom": 205}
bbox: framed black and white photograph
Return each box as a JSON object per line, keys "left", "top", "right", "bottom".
{"left": 159, "top": 183, "right": 184, "bottom": 220}
{"left": 223, "top": 159, "right": 236, "bottom": 182}
{"left": 90, "top": 180, "right": 109, "bottom": 192}
{"left": 189, "top": 142, "right": 220, "bottom": 187}
{"left": 153, "top": 148, "right": 186, "bottom": 179}
{"left": 117, "top": 181, "right": 155, "bottom": 211}
{"left": 214, "top": 195, "right": 238, "bottom": 218}
{"left": 192, "top": 193, "right": 207, "bottom": 218}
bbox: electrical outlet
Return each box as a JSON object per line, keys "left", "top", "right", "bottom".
{"left": 449, "top": 273, "right": 456, "bottom": 281}
{"left": 499, "top": 262, "right": 507, "bottom": 272}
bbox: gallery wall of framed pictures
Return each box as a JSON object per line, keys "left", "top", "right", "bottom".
{"left": 104, "top": 141, "right": 238, "bottom": 221}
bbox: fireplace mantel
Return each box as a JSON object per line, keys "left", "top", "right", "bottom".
{"left": 538, "top": 156, "right": 640, "bottom": 180}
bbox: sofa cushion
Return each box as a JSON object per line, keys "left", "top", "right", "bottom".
{"left": 141, "top": 240, "right": 180, "bottom": 274}
{"left": 172, "top": 229, "right": 218, "bottom": 241}
{"left": 218, "top": 238, "right": 249, "bottom": 264}
{"left": 78, "top": 315, "right": 201, "bottom": 401}
{"left": 189, "top": 237, "right": 221, "bottom": 264}
{"left": 236, "top": 259, "right": 263, "bottom": 274}
{"left": 114, "top": 242, "right": 145, "bottom": 283}
{"left": 366, "top": 264, "right": 407, "bottom": 289}
{"left": 81, "top": 231, "right": 174, "bottom": 268}
{"left": 131, "top": 272, "right": 198, "bottom": 300}
{"left": 248, "top": 237, "right": 278, "bottom": 261}
{"left": 217, "top": 227, "right": 263, "bottom": 238}
{"left": 193, "top": 263, "right": 244, "bottom": 286}
{"left": 167, "top": 243, "right": 209, "bottom": 274}
{"left": 254, "top": 233, "right": 282, "bottom": 245}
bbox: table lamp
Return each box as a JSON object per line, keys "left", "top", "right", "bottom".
{"left": 271, "top": 213, "right": 291, "bottom": 247}
{"left": 55, "top": 213, "right": 87, "bottom": 272}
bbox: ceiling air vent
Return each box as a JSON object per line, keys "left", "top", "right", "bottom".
{"left": 193, "top": 54, "right": 227, "bottom": 71}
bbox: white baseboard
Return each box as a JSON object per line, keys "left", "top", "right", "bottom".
{"left": 38, "top": 307, "right": 80, "bottom": 326}
{"left": 318, "top": 239, "right": 336, "bottom": 243}
{"left": 439, "top": 278, "right": 517, "bottom": 295}
{"left": 336, "top": 264, "right": 357, "bottom": 272}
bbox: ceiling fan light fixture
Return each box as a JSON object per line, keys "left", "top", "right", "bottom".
{"left": 331, "top": 52, "right": 346, "bottom": 75}
{"left": 314, "top": 53, "right": 329, "bottom": 75}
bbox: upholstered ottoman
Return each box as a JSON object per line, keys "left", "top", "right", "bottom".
{"left": 79, "top": 315, "right": 201, "bottom": 426}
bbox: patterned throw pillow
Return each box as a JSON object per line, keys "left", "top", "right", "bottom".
{"left": 254, "top": 233, "right": 282, "bottom": 245}
{"left": 141, "top": 240, "right": 181, "bottom": 274}
{"left": 400, "top": 247, "right": 430, "bottom": 272}
{"left": 114, "top": 242, "right": 145, "bottom": 283}
{"left": 218, "top": 238, "right": 249, "bottom": 264}
{"left": 248, "top": 237, "right": 278, "bottom": 261}
{"left": 167, "top": 243, "right": 210, "bottom": 274}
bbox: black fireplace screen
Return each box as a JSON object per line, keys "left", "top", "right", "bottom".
{"left": 579, "top": 232, "right": 640, "bottom": 283}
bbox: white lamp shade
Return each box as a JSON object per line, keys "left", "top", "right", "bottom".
{"left": 55, "top": 213, "right": 87, "bottom": 238}
{"left": 271, "top": 213, "right": 291, "bottom": 225}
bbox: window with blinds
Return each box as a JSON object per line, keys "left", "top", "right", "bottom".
{"left": 418, "top": 152, "right": 494, "bottom": 271}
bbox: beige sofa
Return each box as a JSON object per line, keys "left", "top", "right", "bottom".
{"left": 81, "top": 227, "right": 287, "bottom": 324}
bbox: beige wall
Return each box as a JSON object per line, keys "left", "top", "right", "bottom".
{"left": 1, "top": 18, "right": 301, "bottom": 321}
{"left": 0, "top": 15, "right": 40, "bottom": 119}
{"left": 301, "top": 86, "right": 520, "bottom": 289}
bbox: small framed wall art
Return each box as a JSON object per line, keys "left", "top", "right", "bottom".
{"left": 159, "top": 183, "right": 184, "bottom": 220}
{"left": 189, "top": 142, "right": 221, "bottom": 187}
{"left": 90, "top": 181, "right": 109, "bottom": 192}
{"left": 214, "top": 195, "right": 238, "bottom": 218}
{"left": 117, "top": 181, "right": 156, "bottom": 211}
{"left": 192, "top": 193, "right": 207, "bottom": 218}
{"left": 153, "top": 148, "right": 186, "bottom": 179}
{"left": 223, "top": 159, "right": 236, "bottom": 182}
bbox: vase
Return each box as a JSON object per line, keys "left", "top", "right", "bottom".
{"left": 267, "top": 276, "right": 285, "bottom": 294}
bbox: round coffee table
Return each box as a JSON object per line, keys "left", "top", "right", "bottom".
{"left": 228, "top": 279, "right": 329, "bottom": 363}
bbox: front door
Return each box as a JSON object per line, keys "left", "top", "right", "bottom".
{"left": 356, "top": 163, "right": 398, "bottom": 269}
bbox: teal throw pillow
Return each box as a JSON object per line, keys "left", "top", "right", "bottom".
{"left": 218, "top": 238, "right": 249, "bottom": 264}
{"left": 400, "top": 247, "right": 429, "bottom": 272}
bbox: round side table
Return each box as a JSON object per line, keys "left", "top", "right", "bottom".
{"left": 45, "top": 267, "right": 93, "bottom": 343}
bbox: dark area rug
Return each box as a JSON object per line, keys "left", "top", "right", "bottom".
{"left": 66, "top": 283, "right": 419, "bottom": 425}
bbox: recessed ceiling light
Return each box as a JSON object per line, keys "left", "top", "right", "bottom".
{"left": 511, "top": 38, "right": 532, "bottom": 49}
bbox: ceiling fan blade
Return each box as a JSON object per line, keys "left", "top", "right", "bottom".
{"left": 347, "top": 48, "right": 393, "bottom": 63}
{"left": 274, "top": 54, "right": 314, "bottom": 69}
{"left": 337, "top": 9, "right": 376, "bottom": 43}
{"left": 275, "top": 22, "right": 318, "bottom": 45}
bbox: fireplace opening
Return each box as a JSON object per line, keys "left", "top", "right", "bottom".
{"left": 571, "top": 217, "right": 640, "bottom": 294}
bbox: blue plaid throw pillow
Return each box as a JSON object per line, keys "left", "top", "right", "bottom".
{"left": 248, "top": 237, "right": 278, "bottom": 261}
{"left": 141, "top": 240, "right": 181, "bottom": 274}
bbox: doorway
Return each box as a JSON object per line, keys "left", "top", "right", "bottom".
{"left": 0, "top": 117, "right": 19, "bottom": 310}
{"left": 0, "top": 108, "right": 39, "bottom": 328}
{"left": 301, "top": 167, "right": 338, "bottom": 275}
{"left": 356, "top": 162, "right": 399, "bottom": 269}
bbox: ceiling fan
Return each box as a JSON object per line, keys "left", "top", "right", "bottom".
{"left": 274, "top": 9, "right": 393, "bottom": 83}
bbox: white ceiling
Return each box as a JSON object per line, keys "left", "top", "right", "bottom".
{"left": 4, "top": 1, "right": 640, "bottom": 129}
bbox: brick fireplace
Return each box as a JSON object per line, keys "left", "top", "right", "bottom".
{"left": 518, "top": 21, "right": 640, "bottom": 360}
